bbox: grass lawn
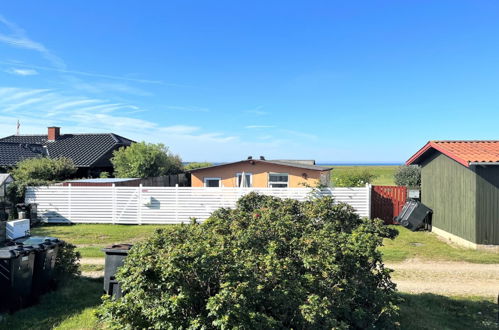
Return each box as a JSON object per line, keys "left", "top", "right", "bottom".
{"left": 32, "top": 223, "right": 175, "bottom": 258}
{"left": 330, "top": 165, "right": 398, "bottom": 186}
{"left": 32, "top": 223, "right": 499, "bottom": 264}
{"left": 2, "top": 276, "right": 497, "bottom": 329}
{"left": 381, "top": 226, "right": 499, "bottom": 264}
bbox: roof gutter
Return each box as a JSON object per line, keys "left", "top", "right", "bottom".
{"left": 469, "top": 162, "right": 499, "bottom": 166}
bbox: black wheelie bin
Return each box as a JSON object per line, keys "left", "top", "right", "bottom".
{"left": 102, "top": 244, "right": 133, "bottom": 299}
{"left": 14, "top": 236, "right": 62, "bottom": 297}
{"left": 0, "top": 244, "right": 35, "bottom": 312}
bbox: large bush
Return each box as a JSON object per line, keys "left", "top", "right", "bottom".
{"left": 394, "top": 165, "right": 421, "bottom": 187}
{"left": 98, "top": 193, "right": 399, "bottom": 329}
{"left": 7, "top": 157, "right": 77, "bottom": 207}
{"left": 111, "top": 142, "right": 183, "bottom": 178}
{"left": 333, "top": 169, "right": 378, "bottom": 187}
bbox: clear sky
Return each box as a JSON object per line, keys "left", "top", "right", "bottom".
{"left": 0, "top": 1, "right": 498, "bottom": 162}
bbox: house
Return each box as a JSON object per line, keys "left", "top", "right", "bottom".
{"left": 407, "top": 140, "right": 499, "bottom": 249}
{"left": 0, "top": 127, "right": 134, "bottom": 177}
{"left": 189, "top": 157, "right": 332, "bottom": 188}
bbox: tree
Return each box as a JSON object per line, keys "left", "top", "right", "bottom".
{"left": 111, "top": 142, "right": 183, "bottom": 178}
{"left": 333, "top": 169, "right": 378, "bottom": 187}
{"left": 98, "top": 193, "right": 399, "bottom": 329}
{"left": 184, "top": 162, "right": 213, "bottom": 171}
{"left": 394, "top": 165, "right": 421, "bottom": 187}
{"left": 7, "top": 157, "right": 77, "bottom": 206}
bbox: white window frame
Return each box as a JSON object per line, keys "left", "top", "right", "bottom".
{"left": 268, "top": 172, "right": 289, "bottom": 188}
{"left": 236, "top": 172, "right": 253, "bottom": 187}
{"left": 204, "top": 177, "right": 222, "bottom": 187}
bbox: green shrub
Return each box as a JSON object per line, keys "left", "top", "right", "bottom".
{"left": 394, "top": 165, "right": 421, "bottom": 187}
{"left": 333, "top": 169, "right": 378, "bottom": 187}
{"left": 54, "top": 241, "right": 81, "bottom": 281}
{"left": 7, "top": 157, "right": 77, "bottom": 212}
{"left": 98, "top": 193, "right": 399, "bottom": 329}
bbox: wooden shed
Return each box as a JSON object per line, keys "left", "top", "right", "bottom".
{"left": 407, "top": 141, "right": 499, "bottom": 250}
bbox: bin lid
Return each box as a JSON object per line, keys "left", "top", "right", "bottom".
{"left": 0, "top": 245, "right": 32, "bottom": 259}
{"left": 14, "top": 236, "right": 57, "bottom": 250}
{"left": 102, "top": 243, "right": 133, "bottom": 254}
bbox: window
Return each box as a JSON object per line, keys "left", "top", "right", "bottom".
{"left": 236, "top": 173, "right": 252, "bottom": 187}
{"left": 204, "top": 177, "right": 221, "bottom": 187}
{"left": 268, "top": 173, "right": 288, "bottom": 188}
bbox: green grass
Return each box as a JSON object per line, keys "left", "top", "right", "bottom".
{"left": 2, "top": 277, "right": 496, "bottom": 329}
{"left": 33, "top": 223, "right": 499, "bottom": 264}
{"left": 0, "top": 277, "right": 103, "bottom": 330}
{"left": 381, "top": 226, "right": 499, "bottom": 264}
{"left": 399, "top": 293, "right": 498, "bottom": 329}
{"left": 329, "top": 165, "right": 398, "bottom": 186}
{"left": 32, "top": 223, "right": 175, "bottom": 258}
{"left": 80, "top": 264, "right": 104, "bottom": 272}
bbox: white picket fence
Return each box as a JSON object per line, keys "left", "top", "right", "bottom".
{"left": 25, "top": 185, "right": 371, "bottom": 224}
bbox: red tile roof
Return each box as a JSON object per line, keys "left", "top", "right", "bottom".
{"left": 406, "top": 141, "right": 499, "bottom": 167}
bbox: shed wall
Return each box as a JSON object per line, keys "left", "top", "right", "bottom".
{"left": 421, "top": 153, "right": 477, "bottom": 243}
{"left": 475, "top": 166, "right": 499, "bottom": 245}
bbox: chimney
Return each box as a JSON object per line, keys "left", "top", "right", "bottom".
{"left": 48, "top": 127, "right": 61, "bottom": 141}
{"left": 259, "top": 156, "right": 265, "bottom": 160}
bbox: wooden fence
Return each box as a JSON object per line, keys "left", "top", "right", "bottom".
{"left": 371, "top": 185, "right": 407, "bottom": 224}
{"left": 25, "top": 185, "right": 371, "bottom": 224}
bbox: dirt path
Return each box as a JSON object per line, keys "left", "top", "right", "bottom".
{"left": 79, "top": 257, "right": 499, "bottom": 297}
{"left": 386, "top": 259, "right": 499, "bottom": 297}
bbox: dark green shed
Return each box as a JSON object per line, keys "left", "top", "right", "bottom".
{"left": 407, "top": 141, "right": 499, "bottom": 249}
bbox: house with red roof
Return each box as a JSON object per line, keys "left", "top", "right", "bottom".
{"left": 407, "top": 141, "right": 499, "bottom": 249}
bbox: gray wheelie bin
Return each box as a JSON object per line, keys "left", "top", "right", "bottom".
{"left": 102, "top": 244, "right": 133, "bottom": 299}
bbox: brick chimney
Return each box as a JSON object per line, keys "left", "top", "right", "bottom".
{"left": 47, "top": 127, "right": 61, "bottom": 141}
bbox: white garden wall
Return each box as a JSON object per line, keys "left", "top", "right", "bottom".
{"left": 25, "top": 185, "right": 371, "bottom": 224}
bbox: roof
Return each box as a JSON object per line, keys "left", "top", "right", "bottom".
{"left": 65, "top": 178, "right": 139, "bottom": 183}
{"left": 406, "top": 140, "right": 499, "bottom": 167}
{"left": 0, "top": 133, "right": 133, "bottom": 167}
{"left": 0, "top": 173, "right": 13, "bottom": 186}
{"left": 0, "top": 142, "right": 47, "bottom": 166}
{"left": 188, "top": 159, "right": 332, "bottom": 172}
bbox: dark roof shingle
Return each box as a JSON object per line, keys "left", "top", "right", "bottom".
{"left": 0, "top": 133, "right": 133, "bottom": 167}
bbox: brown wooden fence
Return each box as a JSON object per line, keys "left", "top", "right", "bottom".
{"left": 371, "top": 185, "right": 407, "bottom": 224}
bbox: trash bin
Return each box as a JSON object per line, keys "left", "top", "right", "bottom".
{"left": 0, "top": 244, "right": 35, "bottom": 312}
{"left": 102, "top": 244, "right": 133, "bottom": 299}
{"left": 14, "top": 236, "right": 61, "bottom": 296}
{"left": 395, "top": 200, "right": 432, "bottom": 231}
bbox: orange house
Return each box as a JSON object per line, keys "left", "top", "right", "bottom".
{"left": 189, "top": 157, "right": 332, "bottom": 188}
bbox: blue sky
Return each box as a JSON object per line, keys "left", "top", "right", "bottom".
{"left": 1, "top": 1, "right": 499, "bottom": 162}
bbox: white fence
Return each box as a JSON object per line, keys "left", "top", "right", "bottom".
{"left": 25, "top": 185, "right": 371, "bottom": 224}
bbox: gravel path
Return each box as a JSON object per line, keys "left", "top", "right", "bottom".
{"left": 80, "top": 257, "right": 499, "bottom": 297}
{"left": 386, "top": 259, "right": 499, "bottom": 297}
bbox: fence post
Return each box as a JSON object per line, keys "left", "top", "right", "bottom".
{"left": 175, "top": 184, "right": 179, "bottom": 223}
{"left": 112, "top": 184, "right": 116, "bottom": 224}
{"left": 68, "top": 183, "right": 72, "bottom": 222}
{"left": 367, "top": 183, "right": 372, "bottom": 219}
{"left": 138, "top": 184, "right": 143, "bottom": 225}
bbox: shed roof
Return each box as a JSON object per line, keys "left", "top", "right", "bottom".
{"left": 188, "top": 159, "right": 332, "bottom": 172}
{"left": 65, "top": 178, "right": 140, "bottom": 183}
{"left": 406, "top": 140, "right": 499, "bottom": 167}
